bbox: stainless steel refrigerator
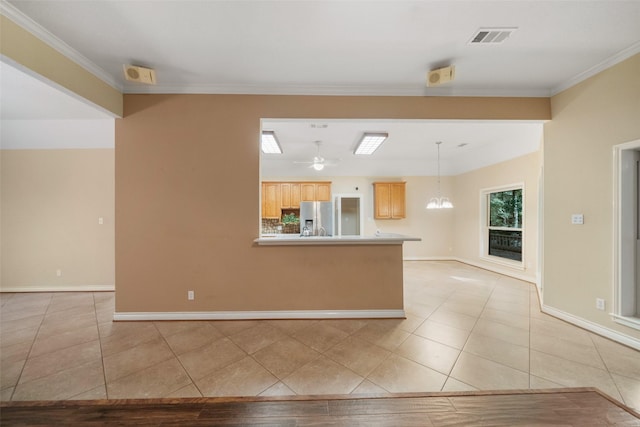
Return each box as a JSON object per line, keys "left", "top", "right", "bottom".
{"left": 299, "top": 201, "right": 333, "bottom": 236}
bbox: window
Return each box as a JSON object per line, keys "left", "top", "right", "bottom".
{"left": 483, "top": 186, "right": 523, "bottom": 265}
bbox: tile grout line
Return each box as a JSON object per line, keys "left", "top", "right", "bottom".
{"left": 94, "top": 292, "right": 110, "bottom": 400}
{"left": 152, "top": 321, "right": 207, "bottom": 399}
{"left": 588, "top": 331, "right": 628, "bottom": 406}
{"left": 282, "top": 320, "right": 382, "bottom": 396}
{"left": 439, "top": 273, "right": 499, "bottom": 391}
{"left": 8, "top": 293, "right": 54, "bottom": 402}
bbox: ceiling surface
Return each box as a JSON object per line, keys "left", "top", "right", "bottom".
{"left": 1, "top": 1, "right": 638, "bottom": 175}
{"left": 260, "top": 119, "right": 543, "bottom": 177}
{"left": 0, "top": 60, "right": 114, "bottom": 120}
{"left": 5, "top": 0, "right": 640, "bottom": 97}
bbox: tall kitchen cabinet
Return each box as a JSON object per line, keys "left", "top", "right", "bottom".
{"left": 373, "top": 182, "right": 406, "bottom": 219}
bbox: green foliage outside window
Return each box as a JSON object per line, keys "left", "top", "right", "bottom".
{"left": 489, "top": 189, "right": 522, "bottom": 228}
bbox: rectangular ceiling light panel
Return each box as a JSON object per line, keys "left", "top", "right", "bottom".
{"left": 354, "top": 133, "right": 388, "bottom": 155}
{"left": 261, "top": 131, "right": 282, "bottom": 154}
{"left": 469, "top": 27, "right": 517, "bottom": 44}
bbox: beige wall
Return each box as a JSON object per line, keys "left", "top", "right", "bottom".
{"left": 117, "top": 94, "right": 549, "bottom": 313}
{"left": 1, "top": 149, "right": 115, "bottom": 291}
{"left": 371, "top": 176, "right": 456, "bottom": 260}
{"left": 453, "top": 151, "right": 541, "bottom": 282}
{"left": 543, "top": 54, "right": 640, "bottom": 340}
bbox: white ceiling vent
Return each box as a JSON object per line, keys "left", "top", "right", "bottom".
{"left": 469, "top": 28, "right": 517, "bottom": 44}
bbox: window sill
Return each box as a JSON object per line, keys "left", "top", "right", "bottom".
{"left": 612, "top": 314, "right": 640, "bottom": 331}
{"left": 480, "top": 255, "right": 525, "bottom": 271}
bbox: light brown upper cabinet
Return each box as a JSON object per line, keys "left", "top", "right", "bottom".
{"left": 300, "top": 183, "right": 316, "bottom": 202}
{"left": 262, "top": 181, "right": 331, "bottom": 217}
{"left": 373, "top": 182, "right": 406, "bottom": 219}
{"left": 262, "top": 182, "right": 281, "bottom": 219}
{"left": 300, "top": 182, "right": 332, "bottom": 202}
{"left": 315, "top": 182, "right": 331, "bottom": 201}
{"left": 280, "top": 183, "right": 291, "bottom": 209}
{"left": 290, "top": 183, "right": 301, "bottom": 208}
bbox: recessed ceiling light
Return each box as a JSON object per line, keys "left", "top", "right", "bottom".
{"left": 261, "top": 131, "right": 282, "bottom": 154}
{"left": 354, "top": 133, "right": 388, "bottom": 155}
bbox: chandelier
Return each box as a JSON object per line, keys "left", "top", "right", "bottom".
{"left": 426, "top": 141, "right": 453, "bottom": 209}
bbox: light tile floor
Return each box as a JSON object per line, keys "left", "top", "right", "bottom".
{"left": 1, "top": 261, "right": 639, "bottom": 410}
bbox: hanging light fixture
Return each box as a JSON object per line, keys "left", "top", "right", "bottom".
{"left": 426, "top": 141, "right": 453, "bottom": 209}
{"left": 312, "top": 141, "right": 325, "bottom": 170}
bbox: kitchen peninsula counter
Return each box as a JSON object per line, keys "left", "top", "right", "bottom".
{"left": 255, "top": 233, "right": 420, "bottom": 246}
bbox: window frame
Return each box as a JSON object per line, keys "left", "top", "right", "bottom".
{"left": 480, "top": 184, "right": 525, "bottom": 270}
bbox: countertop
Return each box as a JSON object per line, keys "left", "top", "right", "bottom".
{"left": 254, "top": 233, "right": 421, "bottom": 246}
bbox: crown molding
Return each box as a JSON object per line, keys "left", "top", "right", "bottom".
{"left": 0, "top": 0, "right": 122, "bottom": 92}
{"left": 551, "top": 41, "right": 640, "bottom": 96}
{"left": 123, "top": 82, "right": 550, "bottom": 98}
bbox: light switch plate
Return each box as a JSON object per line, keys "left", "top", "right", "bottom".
{"left": 571, "top": 214, "right": 584, "bottom": 225}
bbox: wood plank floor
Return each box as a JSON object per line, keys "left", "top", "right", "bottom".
{"left": 1, "top": 388, "right": 639, "bottom": 426}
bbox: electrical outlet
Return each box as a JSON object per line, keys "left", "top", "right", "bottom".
{"left": 596, "top": 298, "right": 605, "bottom": 311}
{"left": 187, "top": 290, "right": 195, "bottom": 301}
{"left": 56, "top": 269, "right": 62, "bottom": 277}
{"left": 98, "top": 217, "right": 104, "bottom": 225}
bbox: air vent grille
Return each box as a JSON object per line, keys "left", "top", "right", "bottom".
{"left": 469, "top": 28, "right": 517, "bottom": 44}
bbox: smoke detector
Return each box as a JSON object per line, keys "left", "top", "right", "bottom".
{"left": 469, "top": 28, "right": 517, "bottom": 44}
{"left": 427, "top": 65, "right": 455, "bottom": 87}
{"left": 123, "top": 65, "right": 156, "bottom": 85}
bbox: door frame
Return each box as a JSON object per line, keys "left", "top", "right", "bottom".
{"left": 613, "top": 138, "right": 640, "bottom": 329}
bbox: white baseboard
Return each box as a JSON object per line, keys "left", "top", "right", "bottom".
{"left": 0, "top": 285, "right": 115, "bottom": 293}
{"left": 403, "top": 257, "right": 537, "bottom": 284}
{"left": 542, "top": 304, "right": 640, "bottom": 351}
{"left": 113, "top": 309, "right": 406, "bottom": 322}
{"left": 403, "top": 256, "right": 454, "bottom": 261}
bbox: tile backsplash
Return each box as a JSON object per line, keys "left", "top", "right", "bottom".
{"left": 261, "top": 218, "right": 300, "bottom": 234}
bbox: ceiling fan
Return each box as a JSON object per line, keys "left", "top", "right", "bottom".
{"left": 293, "top": 141, "right": 337, "bottom": 171}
